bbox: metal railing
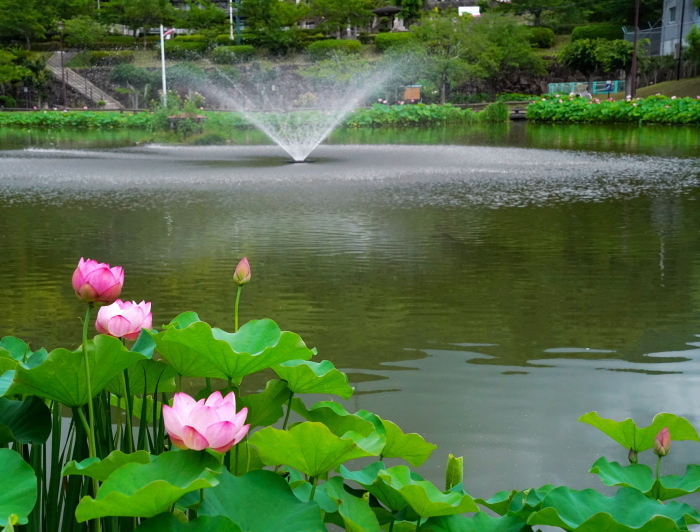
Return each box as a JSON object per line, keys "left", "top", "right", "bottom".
{"left": 548, "top": 80, "right": 626, "bottom": 95}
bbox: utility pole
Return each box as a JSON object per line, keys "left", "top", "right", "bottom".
{"left": 229, "top": 0, "right": 234, "bottom": 40}
{"left": 236, "top": 0, "right": 242, "bottom": 45}
{"left": 629, "top": 0, "right": 640, "bottom": 98}
{"left": 57, "top": 21, "right": 67, "bottom": 108}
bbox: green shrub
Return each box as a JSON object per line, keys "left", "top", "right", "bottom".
{"left": 572, "top": 24, "right": 623, "bottom": 41}
{"left": 497, "top": 93, "right": 535, "bottom": 102}
{"left": 162, "top": 40, "right": 208, "bottom": 59}
{"left": 207, "top": 65, "right": 240, "bottom": 86}
{"left": 357, "top": 33, "right": 375, "bottom": 45}
{"left": 110, "top": 63, "right": 155, "bottom": 87}
{"left": 175, "top": 34, "right": 208, "bottom": 42}
{"left": 103, "top": 35, "right": 138, "bottom": 44}
{"left": 215, "top": 33, "right": 259, "bottom": 45}
{"left": 29, "top": 42, "right": 60, "bottom": 51}
{"left": 306, "top": 39, "right": 362, "bottom": 60}
{"left": 190, "top": 132, "right": 227, "bottom": 145}
{"left": 0, "top": 95, "right": 17, "bottom": 108}
{"left": 527, "top": 27, "right": 555, "bottom": 48}
{"left": 374, "top": 32, "right": 417, "bottom": 52}
{"left": 211, "top": 45, "right": 255, "bottom": 63}
{"left": 479, "top": 101, "right": 509, "bottom": 122}
{"left": 166, "top": 63, "right": 206, "bottom": 87}
{"left": 345, "top": 103, "right": 477, "bottom": 127}
{"left": 88, "top": 50, "right": 135, "bottom": 66}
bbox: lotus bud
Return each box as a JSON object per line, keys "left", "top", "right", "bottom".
{"left": 72, "top": 257, "right": 124, "bottom": 304}
{"left": 653, "top": 427, "right": 671, "bottom": 457}
{"left": 233, "top": 257, "right": 251, "bottom": 286}
{"left": 445, "top": 454, "right": 464, "bottom": 491}
{"left": 628, "top": 448, "right": 638, "bottom": 464}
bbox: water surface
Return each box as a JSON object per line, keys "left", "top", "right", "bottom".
{"left": 1, "top": 125, "right": 700, "bottom": 498}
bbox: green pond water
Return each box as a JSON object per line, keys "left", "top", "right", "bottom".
{"left": 1, "top": 122, "right": 699, "bottom": 497}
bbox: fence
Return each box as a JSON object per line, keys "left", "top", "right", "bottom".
{"left": 548, "top": 80, "right": 626, "bottom": 95}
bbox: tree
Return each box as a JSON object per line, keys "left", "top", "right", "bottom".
{"left": 684, "top": 26, "right": 700, "bottom": 71}
{"left": 105, "top": 0, "right": 176, "bottom": 40}
{"left": 558, "top": 38, "right": 603, "bottom": 86}
{"left": 397, "top": 0, "right": 422, "bottom": 25}
{"left": 497, "top": 0, "right": 565, "bottom": 26}
{"left": 410, "top": 14, "right": 473, "bottom": 103}
{"left": 178, "top": 0, "right": 227, "bottom": 32}
{"left": 309, "top": 0, "right": 374, "bottom": 36}
{"left": 0, "top": 0, "right": 53, "bottom": 48}
{"left": 63, "top": 15, "right": 107, "bottom": 48}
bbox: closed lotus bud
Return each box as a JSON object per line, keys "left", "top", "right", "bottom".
{"left": 628, "top": 448, "right": 638, "bottom": 464}
{"left": 233, "top": 257, "right": 251, "bottom": 286}
{"left": 72, "top": 257, "right": 124, "bottom": 304}
{"left": 653, "top": 427, "right": 671, "bottom": 457}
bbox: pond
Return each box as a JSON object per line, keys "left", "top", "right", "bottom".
{"left": 1, "top": 122, "right": 700, "bottom": 498}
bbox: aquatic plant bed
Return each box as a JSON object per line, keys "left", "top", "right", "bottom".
{"left": 0, "top": 111, "right": 153, "bottom": 129}
{"left": 528, "top": 94, "right": 700, "bottom": 124}
{"left": 3, "top": 256, "right": 700, "bottom": 531}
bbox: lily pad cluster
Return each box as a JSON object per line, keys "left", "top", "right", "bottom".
{"left": 3, "top": 310, "right": 700, "bottom": 531}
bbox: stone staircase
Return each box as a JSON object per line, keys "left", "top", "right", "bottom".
{"left": 46, "top": 52, "right": 123, "bottom": 110}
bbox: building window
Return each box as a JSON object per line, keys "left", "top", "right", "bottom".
{"left": 669, "top": 6, "right": 676, "bottom": 22}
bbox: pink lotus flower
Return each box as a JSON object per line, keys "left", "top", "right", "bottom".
{"left": 233, "top": 257, "right": 251, "bottom": 286}
{"left": 95, "top": 300, "right": 152, "bottom": 341}
{"left": 72, "top": 258, "right": 124, "bottom": 304}
{"left": 163, "top": 392, "right": 249, "bottom": 453}
{"left": 653, "top": 427, "right": 671, "bottom": 457}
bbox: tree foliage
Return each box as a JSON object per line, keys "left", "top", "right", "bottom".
{"left": 63, "top": 15, "right": 107, "bottom": 48}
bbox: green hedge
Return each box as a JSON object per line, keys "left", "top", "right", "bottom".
{"left": 88, "top": 50, "right": 135, "bottom": 66}
{"left": 162, "top": 40, "right": 208, "bottom": 59}
{"left": 306, "top": 39, "right": 362, "bottom": 59}
{"left": 215, "top": 33, "right": 259, "bottom": 45}
{"left": 30, "top": 42, "right": 60, "bottom": 51}
{"left": 211, "top": 45, "right": 255, "bottom": 64}
{"left": 374, "top": 32, "right": 417, "bottom": 52}
{"left": 527, "top": 94, "right": 700, "bottom": 124}
{"left": 174, "top": 34, "right": 207, "bottom": 42}
{"left": 527, "top": 27, "right": 555, "bottom": 48}
{"left": 572, "top": 24, "right": 623, "bottom": 41}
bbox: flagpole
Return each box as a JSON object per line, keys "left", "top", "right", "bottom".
{"left": 160, "top": 24, "right": 167, "bottom": 106}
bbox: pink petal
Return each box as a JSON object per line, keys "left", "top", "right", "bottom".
{"left": 172, "top": 393, "right": 197, "bottom": 414}
{"left": 182, "top": 426, "right": 209, "bottom": 450}
{"left": 216, "top": 402, "right": 236, "bottom": 422}
{"left": 232, "top": 424, "right": 250, "bottom": 445}
{"left": 205, "top": 391, "right": 223, "bottom": 408}
{"left": 77, "top": 283, "right": 98, "bottom": 302}
{"left": 231, "top": 407, "right": 248, "bottom": 428}
{"left": 107, "top": 315, "right": 134, "bottom": 338}
{"left": 169, "top": 435, "right": 188, "bottom": 450}
{"left": 162, "top": 405, "right": 185, "bottom": 439}
{"left": 203, "top": 420, "right": 236, "bottom": 449}
{"left": 221, "top": 391, "right": 236, "bottom": 409}
{"left": 188, "top": 405, "right": 221, "bottom": 434}
{"left": 97, "top": 282, "right": 123, "bottom": 304}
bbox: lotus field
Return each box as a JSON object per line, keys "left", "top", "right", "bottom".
{"left": 4, "top": 258, "right": 700, "bottom": 531}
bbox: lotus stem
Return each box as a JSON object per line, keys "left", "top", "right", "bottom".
{"left": 234, "top": 286, "right": 242, "bottom": 332}
{"left": 282, "top": 393, "right": 294, "bottom": 431}
{"left": 416, "top": 517, "right": 423, "bottom": 531}
{"left": 655, "top": 455, "right": 663, "bottom": 499}
{"left": 120, "top": 371, "right": 133, "bottom": 453}
{"left": 81, "top": 304, "right": 97, "bottom": 460}
{"left": 388, "top": 521, "right": 394, "bottom": 532}
{"left": 309, "top": 477, "right": 318, "bottom": 501}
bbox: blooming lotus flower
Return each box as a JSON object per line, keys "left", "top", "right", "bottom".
{"left": 95, "top": 300, "right": 152, "bottom": 341}
{"left": 653, "top": 427, "right": 671, "bottom": 457}
{"left": 233, "top": 257, "right": 251, "bottom": 286}
{"left": 163, "top": 392, "right": 249, "bottom": 453}
{"left": 72, "top": 258, "right": 124, "bottom": 304}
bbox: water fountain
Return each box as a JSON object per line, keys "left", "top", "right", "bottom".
{"left": 206, "top": 59, "right": 396, "bottom": 162}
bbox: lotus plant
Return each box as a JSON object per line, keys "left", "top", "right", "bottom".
{"left": 233, "top": 257, "right": 251, "bottom": 331}
{"left": 163, "top": 391, "right": 250, "bottom": 453}
{"left": 95, "top": 300, "right": 152, "bottom": 341}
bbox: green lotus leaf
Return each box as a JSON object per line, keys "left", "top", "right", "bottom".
{"left": 445, "top": 454, "right": 464, "bottom": 491}
{"left": 590, "top": 457, "right": 655, "bottom": 493}
{"left": 249, "top": 422, "right": 383, "bottom": 478}
{"left": 340, "top": 461, "right": 411, "bottom": 513}
{"left": 7, "top": 335, "right": 146, "bottom": 407}
{"left": 527, "top": 486, "right": 700, "bottom": 531}
{"left": 106, "top": 359, "right": 177, "bottom": 397}
{"left": 0, "top": 371, "right": 14, "bottom": 398}
{"left": 376, "top": 466, "right": 478, "bottom": 518}
{"left": 324, "top": 476, "right": 381, "bottom": 532}
{"left": 288, "top": 474, "right": 339, "bottom": 514}
{"left": 239, "top": 379, "right": 291, "bottom": 429}
{"left": 292, "top": 400, "right": 379, "bottom": 438}
{"left": 1, "top": 513, "right": 19, "bottom": 532}
{"left": 507, "top": 485, "right": 554, "bottom": 521}
{"left": 424, "top": 513, "right": 530, "bottom": 532}
{"left": 75, "top": 450, "right": 223, "bottom": 521}
{"left": 0, "top": 449, "right": 37, "bottom": 526}
{"left": 135, "top": 513, "right": 242, "bottom": 532}
{"left": 0, "top": 337, "right": 46, "bottom": 367}
{"left": 579, "top": 412, "right": 700, "bottom": 452}
{"left": 165, "top": 312, "right": 202, "bottom": 330}
{"left": 229, "top": 442, "right": 266, "bottom": 476}
{"left": 131, "top": 328, "right": 156, "bottom": 358}
{"left": 0, "top": 396, "right": 51, "bottom": 445}
{"left": 475, "top": 490, "right": 519, "bottom": 516}
{"left": 379, "top": 418, "right": 437, "bottom": 467}
{"left": 62, "top": 450, "right": 153, "bottom": 481}
{"left": 199, "top": 470, "right": 327, "bottom": 532}
{"left": 153, "top": 319, "right": 314, "bottom": 382}
{"left": 273, "top": 360, "right": 354, "bottom": 399}
{"left": 655, "top": 465, "right": 700, "bottom": 501}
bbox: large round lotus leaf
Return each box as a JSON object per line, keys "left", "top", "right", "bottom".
{"left": 7, "top": 335, "right": 146, "bottom": 406}
{"left": 0, "top": 449, "right": 37, "bottom": 526}
{"left": 0, "top": 396, "right": 51, "bottom": 445}
{"left": 75, "top": 450, "right": 222, "bottom": 521}
{"left": 250, "top": 422, "right": 383, "bottom": 478}
{"left": 273, "top": 360, "right": 353, "bottom": 399}
{"left": 579, "top": 412, "right": 700, "bottom": 452}
{"left": 135, "top": 513, "right": 241, "bottom": 532}
{"left": 425, "top": 513, "right": 530, "bottom": 531}
{"left": 199, "top": 470, "right": 327, "bottom": 532}
{"left": 62, "top": 450, "right": 153, "bottom": 482}
{"left": 153, "top": 319, "right": 314, "bottom": 381}
{"left": 527, "top": 486, "right": 700, "bottom": 531}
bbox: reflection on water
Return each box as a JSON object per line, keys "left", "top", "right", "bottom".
{"left": 1, "top": 131, "right": 700, "bottom": 497}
